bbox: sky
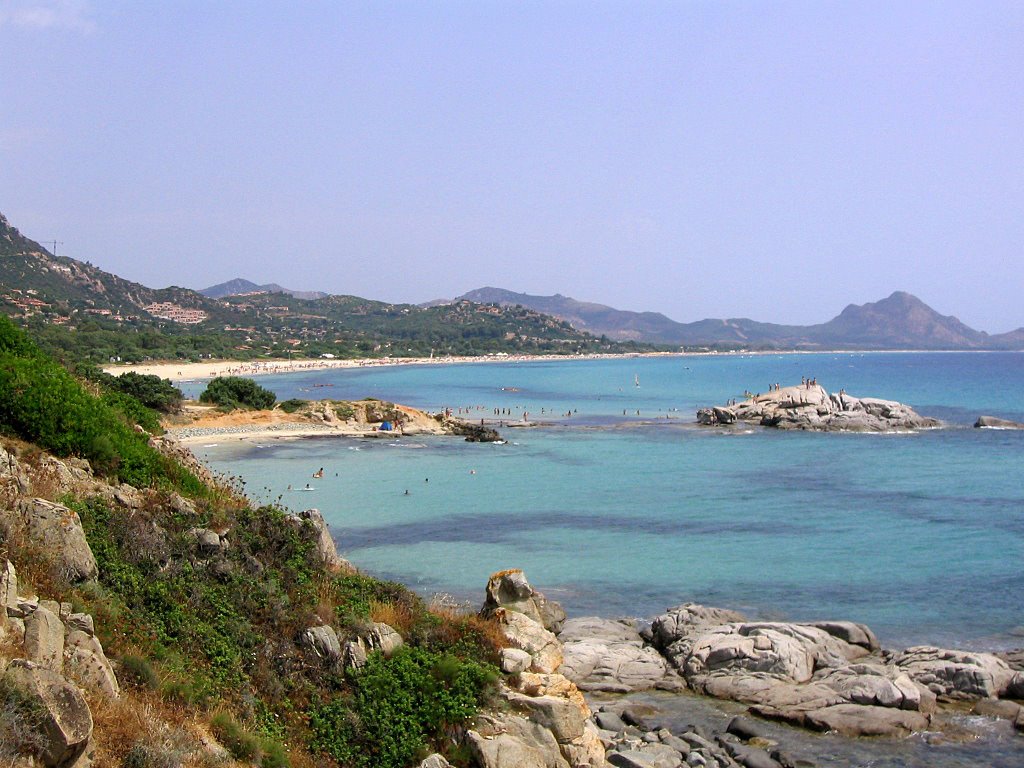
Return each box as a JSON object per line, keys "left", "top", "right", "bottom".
{"left": 1, "top": 1, "right": 1022, "bottom": 332}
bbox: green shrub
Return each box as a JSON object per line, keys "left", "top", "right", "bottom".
{"left": 106, "top": 371, "right": 183, "bottom": 413}
{"left": 119, "top": 655, "right": 159, "bottom": 690}
{"left": 278, "top": 398, "right": 306, "bottom": 414}
{"left": 309, "top": 647, "right": 497, "bottom": 768}
{"left": 258, "top": 737, "right": 290, "bottom": 768}
{"left": 211, "top": 712, "right": 260, "bottom": 761}
{"left": 199, "top": 376, "right": 276, "bottom": 410}
{"left": 0, "top": 316, "right": 201, "bottom": 492}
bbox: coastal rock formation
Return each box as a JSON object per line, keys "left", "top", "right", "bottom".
{"left": 293, "top": 508, "right": 352, "bottom": 572}
{"left": 974, "top": 415, "right": 1024, "bottom": 429}
{"left": 697, "top": 384, "right": 940, "bottom": 432}
{"left": 446, "top": 419, "right": 504, "bottom": 443}
{"left": 476, "top": 571, "right": 607, "bottom": 767}
{"left": 649, "top": 605, "right": 937, "bottom": 737}
{"left": 558, "top": 617, "right": 674, "bottom": 693}
{"left": 484, "top": 569, "right": 567, "bottom": 633}
{"left": 889, "top": 646, "right": 1024, "bottom": 699}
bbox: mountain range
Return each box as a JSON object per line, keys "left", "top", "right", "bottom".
{"left": 199, "top": 278, "right": 327, "bottom": 301}
{"left": 3, "top": 210, "right": 1022, "bottom": 351}
{"left": 455, "top": 287, "right": 1024, "bottom": 350}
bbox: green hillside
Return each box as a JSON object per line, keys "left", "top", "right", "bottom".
{"left": 1, "top": 212, "right": 653, "bottom": 363}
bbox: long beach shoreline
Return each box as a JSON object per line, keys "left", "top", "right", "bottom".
{"left": 104, "top": 347, "right": 1017, "bottom": 384}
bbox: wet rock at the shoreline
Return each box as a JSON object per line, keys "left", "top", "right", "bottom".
{"left": 697, "top": 384, "right": 940, "bottom": 432}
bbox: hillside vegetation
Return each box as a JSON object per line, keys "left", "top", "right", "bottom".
{"left": 1, "top": 211, "right": 653, "bottom": 365}
{"left": 0, "top": 317, "right": 505, "bottom": 767}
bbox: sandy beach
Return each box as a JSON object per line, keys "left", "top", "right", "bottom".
{"left": 103, "top": 352, "right": 669, "bottom": 382}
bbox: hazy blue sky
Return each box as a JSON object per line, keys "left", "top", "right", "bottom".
{"left": 2, "top": 1, "right": 1021, "bottom": 331}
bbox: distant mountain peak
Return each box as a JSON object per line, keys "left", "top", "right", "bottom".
{"left": 199, "top": 278, "right": 327, "bottom": 301}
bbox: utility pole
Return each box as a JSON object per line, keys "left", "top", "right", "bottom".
{"left": 44, "top": 240, "right": 63, "bottom": 256}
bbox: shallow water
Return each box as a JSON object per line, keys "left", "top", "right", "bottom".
{"left": 196, "top": 352, "right": 1024, "bottom": 764}
{"left": 197, "top": 352, "right": 1024, "bottom": 651}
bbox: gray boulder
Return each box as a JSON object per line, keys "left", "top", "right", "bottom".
{"left": 296, "top": 509, "right": 352, "bottom": 572}
{"left": 189, "top": 527, "right": 226, "bottom": 558}
{"left": 17, "top": 498, "right": 97, "bottom": 582}
{"left": 4, "top": 659, "right": 94, "bottom": 767}
{"left": 502, "top": 647, "right": 534, "bottom": 674}
{"left": 419, "top": 755, "right": 452, "bottom": 768}
{"left": 466, "top": 712, "right": 569, "bottom": 768}
{"left": 559, "top": 617, "right": 671, "bottom": 693}
{"left": 803, "top": 704, "right": 930, "bottom": 737}
{"left": 504, "top": 691, "right": 587, "bottom": 743}
{"left": 64, "top": 630, "right": 120, "bottom": 699}
{"left": 25, "top": 604, "right": 65, "bottom": 672}
{"left": 367, "top": 622, "right": 404, "bottom": 657}
{"left": 301, "top": 625, "right": 342, "bottom": 663}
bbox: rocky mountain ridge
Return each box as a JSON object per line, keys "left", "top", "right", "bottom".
{"left": 454, "top": 287, "right": 1024, "bottom": 350}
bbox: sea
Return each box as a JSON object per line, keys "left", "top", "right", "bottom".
{"left": 189, "top": 352, "right": 1024, "bottom": 766}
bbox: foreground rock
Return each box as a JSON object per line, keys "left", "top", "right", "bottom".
{"left": 697, "top": 384, "right": 940, "bottom": 432}
{"left": 649, "top": 604, "right": 939, "bottom": 737}
{"left": 559, "top": 617, "right": 676, "bottom": 693}
{"left": 4, "top": 659, "right": 94, "bottom": 767}
{"left": 475, "top": 571, "right": 606, "bottom": 767}
{"left": 974, "top": 415, "right": 1024, "bottom": 429}
{"left": 646, "top": 601, "right": 1024, "bottom": 739}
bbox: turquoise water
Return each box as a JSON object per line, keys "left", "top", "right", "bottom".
{"left": 194, "top": 353, "right": 1024, "bottom": 650}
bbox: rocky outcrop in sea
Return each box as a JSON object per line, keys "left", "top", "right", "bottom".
{"left": 697, "top": 384, "right": 940, "bottom": 432}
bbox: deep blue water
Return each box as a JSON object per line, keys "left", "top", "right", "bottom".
{"left": 195, "top": 353, "right": 1024, "bottom": 651}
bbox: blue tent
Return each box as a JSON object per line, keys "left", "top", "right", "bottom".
{"left": 379, "top": 421, "right": 393, "bottom": 431}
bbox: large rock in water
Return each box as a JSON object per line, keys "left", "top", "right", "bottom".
{"left": 558, "top": 617, "right": 672, "bottom": 693}
{"left": 974, "top": 415, "right": 1024, "bottom": 429}
{"left": 697, "top": 384, "right": 940, "bottom": 432}
{"left": 4, "top": 659, "right": 94, "bottom": 767}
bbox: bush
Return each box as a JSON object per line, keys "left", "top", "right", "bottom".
{"left": 118, "top": 655, "right": 159, "bottom": 690}
{"left": 0, "top": 316, "right": 191, "bottom": 487}
{"left": 309, "top": 647, "right": 497, "bottom": 768}
{"left": 211, "top": 712, "right": 260, "bottom": 761}
{"left": 106, "top": 372, "right": 183, "bottom": 413}
{"left": 278, "top": 398, "right": 306, "bottom": 414}
{"left": 199, "top": 377, "right": 276, "bottom": 410}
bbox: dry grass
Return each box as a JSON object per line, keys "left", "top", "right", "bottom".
{"left": 369, "top": 599, "right": 417, "bottom": 635}
{"left": 428, "top": 606, "right": 509, "bottom": 657}
{"left": 310, "top": 577, "right": 341, "bottom": 627}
